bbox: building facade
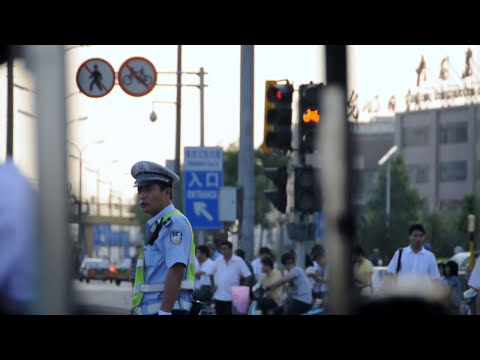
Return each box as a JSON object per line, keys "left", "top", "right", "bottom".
{"left": 395, "top": 104, "right": 480, "bottom": 213}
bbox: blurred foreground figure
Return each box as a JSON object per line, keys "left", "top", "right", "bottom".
{"left": 355, "top": 275, "right": 453, "bottom": 314}
{"left": 0, "top": 158, "right": 37, "bottom": 314}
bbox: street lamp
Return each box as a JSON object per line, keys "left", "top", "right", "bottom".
{"left": 68, "top": 139, "right": 105, "bottom": 256}
{"left": 378, "top": 145, "right": 398, "bottom": 245}
{"left": 150, "top": 100, "right": 176, "bottom": 122}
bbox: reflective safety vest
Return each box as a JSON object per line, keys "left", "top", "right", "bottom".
{"left": 132, "top": 209, "right": 196, "bottom": 308}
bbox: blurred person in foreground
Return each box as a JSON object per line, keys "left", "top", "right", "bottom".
{"left": 130, "top": 161, "right": 196, "bottom": 315}
{"left": 467, "top": 255, "right": 480, "bottom": 314}
{"left": 0, "top": 158, "right": 37, "bottom": 314}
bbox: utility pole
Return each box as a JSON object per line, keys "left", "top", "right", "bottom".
{"left": 197, "top": 66, "right": 207, "bottom": 245}
{"left": 238, "top": 45, "right": 255, "bottom": 262}
{"left": 26, "top": 45, "right": 70, "bottom": 314}
{"left": 7, "top": 48, "right": 13, "bottom": 157}
{"left": 174, "top": 45, "right": 182, "bottom": 210}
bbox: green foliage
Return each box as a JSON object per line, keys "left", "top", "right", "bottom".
{"left": 222, "top": 143, "right": 289, "bottom": 228}
{"left": 424, "top": 211, "right": 463, "bottom": 258}
{"left": 363, "top": 154, "right": 424, "bottom": 259}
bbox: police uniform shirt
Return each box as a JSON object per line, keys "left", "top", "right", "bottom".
{"left": 142, "top": 203, "right": 193, "bottom": 306}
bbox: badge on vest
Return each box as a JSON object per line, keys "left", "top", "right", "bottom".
{"left": 170, "top": 230, "right": 183, "bottom": 244}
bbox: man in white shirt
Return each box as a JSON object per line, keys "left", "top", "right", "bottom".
{"left": 387, "top": 223, "right": 440, "bottom": 281}
{"left": 251, "top": 247, "right": 274, "bottom": 283}
{"left": 193, "top": 245, "right": 215, "bottom": 302}
{"left": 209, "top": 240, "right": 252, "bottom": 315}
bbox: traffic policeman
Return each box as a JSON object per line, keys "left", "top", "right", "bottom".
{"left": 131, "top": 160, "right": 196, "bottom": 315}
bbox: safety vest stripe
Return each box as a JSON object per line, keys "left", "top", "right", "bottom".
{"left": 139, "top": 280, "right": 195, "bottom": 292}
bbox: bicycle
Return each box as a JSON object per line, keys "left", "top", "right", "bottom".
{"left": 122, "top": 67, "right": 153, "bottom": 86}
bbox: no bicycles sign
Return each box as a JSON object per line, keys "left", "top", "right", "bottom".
{"left": 118, "top": 57, "right": 157, "bottom": 97}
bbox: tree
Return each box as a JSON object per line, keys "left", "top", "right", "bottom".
{"left": 222, "top": 142, "right": 289, "bottom": 228}
{"left": 424, "top": 211, "right": 461, "bottom": 258}
{"left": 363, "top": 154, "right": 424, "bottom": 260}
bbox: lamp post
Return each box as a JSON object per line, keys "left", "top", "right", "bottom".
{"left": 378, "top": 145, "right": 398, "bottom": 245}
{"left": 68, "top": 139, "right": 105, "bottom": 256}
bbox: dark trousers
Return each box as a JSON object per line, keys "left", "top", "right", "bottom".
{"left": 193, "top": 285, "right": 212, "bottom": 302}
{"left": 282, "top": 298, "right": 311, "bottom": 315}
{"left": 215, "top": 300, "right": 233, "bottom": 315}
{"left": 258, "top": 297, "right": 279, "bottom": 315}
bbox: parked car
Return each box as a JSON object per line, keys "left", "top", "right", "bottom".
{"left": 78, "top": 258, "right": 111, "bottom": 283}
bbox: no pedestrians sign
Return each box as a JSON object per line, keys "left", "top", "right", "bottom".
{"left": 76, "top": 58, "right": 115, "bottom": 98}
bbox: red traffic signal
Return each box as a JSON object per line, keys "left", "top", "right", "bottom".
{"left": 263, "top": 81, "right": 294, "bottom": 153}
{"left": 267, "top": 84, "right": 293, "bottom": 103}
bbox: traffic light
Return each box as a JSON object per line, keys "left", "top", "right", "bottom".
{"left": 264, "top": 166, "right": 288, "bottom": 213}
{"left": 262, "top": 80, "right": 294, "bottom": 153}
{"left": 298, "top": 83, "right": 324, "bottom": 154}
{"left": 294, "top": 165, "right": 321, "bottom": 213}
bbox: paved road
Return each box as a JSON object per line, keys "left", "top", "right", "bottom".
{"left": 72, "top": 279, "right": 133, "bottom": 315}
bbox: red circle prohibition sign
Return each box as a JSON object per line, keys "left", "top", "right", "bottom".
{"left": 76, "top": 58, "right": 115, "bottom": 98}
{"left": 118, "top": 57, "right": 157, "bottom": 97}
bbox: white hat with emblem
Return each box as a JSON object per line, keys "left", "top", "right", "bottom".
{"left": 131, "top": 160, "right": 179, "bottom": 187}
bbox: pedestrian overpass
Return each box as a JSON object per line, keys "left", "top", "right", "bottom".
{"left": 69, "top": 201, "right": 140, "bottom": 257}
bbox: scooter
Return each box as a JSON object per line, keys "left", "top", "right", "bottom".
{"left": 248, "top": 283, "right": 325, "bottom": 315}
{"left": 248, "top": 283, "right": 273, "bottom": 315}
{"left": 462, "top": 287, "right": 478, "bottom": 315}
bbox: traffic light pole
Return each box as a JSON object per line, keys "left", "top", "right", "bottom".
{"left": 238, "top": 45, "right": 255, "bottom": 262}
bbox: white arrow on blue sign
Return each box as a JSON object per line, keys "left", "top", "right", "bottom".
{"left": 183, "top": 147, "right": 223, "bottom": 230}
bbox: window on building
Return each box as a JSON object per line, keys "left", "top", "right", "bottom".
{"left": 439, "top": 199, "right": 463, "bottom": 213}
{"left": 439, "top": 161, "right": 467, "bottom": 182}
{"left": 407, "top": 164, "right": 430, "bottom": 184}
{"left": 402, "top": 126, "right": 429, "bottom": 147}
{"left": 439, "top": 122, "right": 468, "bottom": 144}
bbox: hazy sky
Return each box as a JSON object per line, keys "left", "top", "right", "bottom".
{"left": 0, "top": 45, "right": 477, "bottom": 203}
